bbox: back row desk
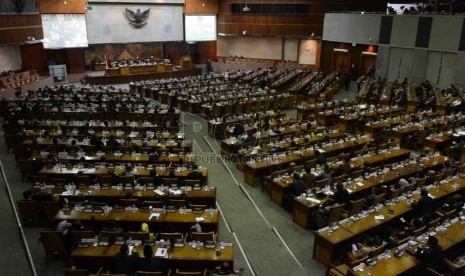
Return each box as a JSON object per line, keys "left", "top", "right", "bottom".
{"left": 242, "top": 136, "right": 374, "bottom": 186}
{"left": 291, "top": 154, "right": 448, "bottom": 228}
{"left": 313, "top": 174, "right": 464, "bottom": 266}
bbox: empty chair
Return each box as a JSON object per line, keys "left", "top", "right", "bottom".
{"left": 156, "top": 233, "right": 184, "bottom": 243}
{"left": 314, "top": 178, "right": 329, "bottom": 188}
{"left": 368, "top": 193, "right": 385, "bottom": 207}
{"left": 100, "top": 231, "right": 125, "bottom": 239}
{"left": 119, "top": 198, "right": 139, "bottom": 207}
{"left": 142, "top": 200, "right": 164, "bottom": 208}
{"left": 189, "top": 204, "right": 207, "bottom": 213}
{"left": 64, "top": 266, "right": 102, "bottom": 276}
{"left": 390, "top": 188, "right": 402, "bottom": 199}
{"left": 402, "top": 183, "right": 417, "bottom": 193}
{"left": 326, "top": 204, "right": 345, "bottom": 226}
{"left": 40, "top": 231, "right": 67, "bottom": 264}
{"left": 174, "top": 269, "right": 206, "bottom": 276}
{"left": 189, "top": 232, "right": 216, "bottom": 242}
{"left": 72, "top": 231, "right": 95, "bottom": 242}
{"left": 18, "top": 200, "right": 40, "bottom": 226}
{"left": 342, "top": 198, "right": 366, "bottom": 218}
{"left": 184, "top": 179, "right": 201, "bottom": 188}
{"left": 368, "top": 242, "right": 387, "bottom": 257}
{"left": 127, "top": 232, "right": 150, "bottom": 241}
{"left": 444, "top": 257, "right": 465, "bottom": 276}
{"left": 135, "top": 271, "right": 170, "bottom": 276}
{"left": 162, "top": 178, "right": 178, "bottom": 185}
{"left": 416, "top": 177, "right": 427, "bottom": 188}
{"left": 167, "top": 199, "right": 187, "bottom": 209}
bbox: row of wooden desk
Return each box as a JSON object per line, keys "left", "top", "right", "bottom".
{"left": 71, "top": 240, "right": 234, "bottom": 271}
{"left": 54, "top": 207, "right": 219, "bottom": 233}
{"left": 241, "top": 136, "right": 376, "bottom": 186}
{"left": 268, "top": 148, "right": 422, "bottom": 206}
{"left": 290, "top": 154, "right": 447, "bottom": 228}
{"left": 313, "top": 174, "right": 464, "bottom": 266}
{"left": 334, "top": 215, "right": 465, "bottom": 275}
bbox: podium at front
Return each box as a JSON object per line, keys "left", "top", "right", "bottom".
{"left": 180, "top": 55, "right": 192, "bottom": 70}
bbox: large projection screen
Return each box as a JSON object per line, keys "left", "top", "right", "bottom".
{"left": 86, "top": 4, "right": 183, "bottom": 44}
{"left": 185, "top": 15, "right": 217, "bottom": 42}
{"left": 41, "top": 14, "right": 88, "bottom": 49}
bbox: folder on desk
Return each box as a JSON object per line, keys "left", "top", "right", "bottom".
{"left": 149, "top": 213, "right": 160, "bottom": 221}
{"left": 155, "top": 248, "right": 167, "bottom": 257}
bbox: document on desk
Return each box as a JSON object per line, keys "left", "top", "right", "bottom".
{"left": 154, "top": 189, "right": 165, "bottom": 196}
{"left": 149, "top": 213, "right": 160, "bottom": 221}
{"left": 155, "top": 248, "right": 167, "bottom": 257}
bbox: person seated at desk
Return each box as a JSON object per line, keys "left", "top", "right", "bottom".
{"left": 314, "top": 165, "right": 333, "bottom": 187}
{"left": 287, "top": 162, "right": 297, "bottom": 176}
{"left": 415, "top": 236, "right": 448, "bottom": 274}
{"left": 138, "top": 244, "right": 169, "bottom": 274}
{"left": 186, "top": 164, "right": 205, "bottom": 185}
{"left": 346, "top": 235, "right": 384, "bottom": 264}
{"left": 333, "top": 183, "right": 350, "bottom": 206}
{"left": 412, "top": 188, "right": 435, "bottom": 217}
{"left": 301, "top": 166, "right": 314, "bottom": 188}
{"left": 112, "top": 243, "right": 139, "bottom": 276}
{"left": 282, "top": 173, "right": 306, "bottom": 211}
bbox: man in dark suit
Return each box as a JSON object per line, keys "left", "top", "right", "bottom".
{"left": 301, "top": 167, "right": 314, "bottom": 188}
{"left": 415, "top": 236, "right": 446, "bottom": 273}
{"left": 113, "top": 244, "right": 139, "bottom": 276}
{"left": 282, "top": 173, "right": 306, "bottom": 211}
{"left": 414, "top": 188, "right": 435, "bottom": 217}
{"left": 138, "top": 244, "right": 168, "bottom": 274}
{"left": 333, "top": 183, "right": 350, "bottom": 206}
{"left": 186, "top": 164, "right": 206, "bottom": 185}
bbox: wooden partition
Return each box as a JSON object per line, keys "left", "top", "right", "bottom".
{"left": 0, "top": 15, "right": 43, "bottom": 45}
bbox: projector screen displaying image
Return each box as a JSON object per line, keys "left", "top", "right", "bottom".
{"left": 185, "top": 15, "right": 217, "bottom": 42}
{"left": 41, "top": 14, "right": 88, "bottom": 49}
{"left": 86, "top": 4, "right": 184, "bottom": 44}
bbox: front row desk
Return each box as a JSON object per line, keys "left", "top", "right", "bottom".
{"left": 312, "top": 175, "right": 465, "bottom": 268}
{"left": 333, "top": 218, "right": 465, "bottom": 276}
{"left": 71, "top": 235, "right": 234, "bottom": 271}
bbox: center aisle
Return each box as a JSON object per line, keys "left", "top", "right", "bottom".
{"left": 182, "top": 112, "right": 326, "bottom": 276}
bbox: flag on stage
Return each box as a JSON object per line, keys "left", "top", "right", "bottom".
{"left": 104, "top": 53, "right": 109, "bottom": 70}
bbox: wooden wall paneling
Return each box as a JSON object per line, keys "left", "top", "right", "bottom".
{"left": 163, "top": 42, "right": 187, "bottom": 66}
{"left": 0, "top": 15, "right": 43, "bottom": 44}
{"left": 184, "top": 0, "right": 218, "bottom": 14}
{"left": 0, "top": 14, "right": 42, "bottom": 28}
{"left": 66, "top": 48, "right": 85, "bottom": 73}
{"left": 0, "top": 27, "right": 43, "bottom": 45}
{"left": 20, "top": 43, "right": 47, "bottom": 75}
{"left": 332, "top": 51, "right": 350, "bottom": 73}
{"left": 197, "top": 41, "right": 217, "bottom": 63}
{"left": 39, "top": 0, "right": 87, "bottom": 14}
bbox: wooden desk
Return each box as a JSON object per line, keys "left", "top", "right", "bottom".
{"left": 54, "top": 208, "right": 219, "bottom": 233}
{"left": 313, "top": 177, "right": 463, "bottom": 266}
{"left": 33, "top": 186, "right": 216, "bottom": 207}
{"left": 39, "top": 165, "right": 208, "bottom": 179}
{"left": 268, "top": 148, "right": 412, "bottom": 207}
{"left": 72, "top": 242, "right": 233, "bottom": 270}
{"left": 243, "top": 136, "right": 372, "bottom": 186}
{"left": 336, "top": 219, "right": 465, "bottom": 275}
